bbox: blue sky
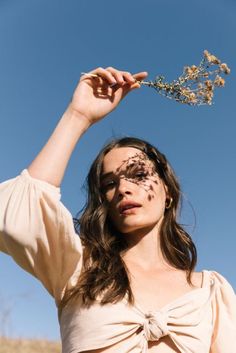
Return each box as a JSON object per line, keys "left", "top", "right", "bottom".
{"left": 0, "top": 0, "right": 235, "bottom": 341}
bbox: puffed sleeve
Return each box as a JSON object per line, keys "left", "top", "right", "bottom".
{"left": 0, "top": 169, "right": 83, "bottom": 306}
{"left": 210, "top": 271, "right": 236, "bottom": 353}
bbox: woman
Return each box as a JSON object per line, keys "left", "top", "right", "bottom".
{"left": 0, "top": 67, "right": 236, "bottom": 353}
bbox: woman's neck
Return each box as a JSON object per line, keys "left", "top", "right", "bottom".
{"left": 121, "top": 221, "right": 172, "bottom": 271}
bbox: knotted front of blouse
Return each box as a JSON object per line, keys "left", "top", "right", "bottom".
{"left": 59, "top": 277, "right": 216, "bottom": 353}
{"left": 143, "top": 310, "right": 169, "bottom": 341}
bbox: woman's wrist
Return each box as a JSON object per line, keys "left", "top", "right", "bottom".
{"left": 64, "top": 103, "right": 93, "bottom": 132}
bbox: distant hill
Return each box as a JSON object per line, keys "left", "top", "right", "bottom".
{"left": 0, "top": 337, "right": 61, "bottom": 353}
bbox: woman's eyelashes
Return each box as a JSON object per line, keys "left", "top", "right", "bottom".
{"left": 134, "top": 171, "right": 148, "bottom": 180}
{"left": 102, "top": 179, "right": 116, "bottom": 191}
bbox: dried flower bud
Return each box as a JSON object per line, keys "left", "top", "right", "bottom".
{"left": 188, "top": 92, "right": 197, "bottom": 103}
{"left": 204, "top": 50, "right": 211, "bottom": 60}
{"left": 220, "top": 63, "right": 230, "bottom": 74}
{"left": 204, "top": 50, "right": 221, "bottom": 64}
{"left": 209, "top": 55, "right": 221, "bottom": 65}
{"left": 180, "top": 88, "right": 190, "bottom": 97}
{"left": 184, "top": 66, "right": 191, "bottom": 74}
{"left": 214, "top": 75, "right": 225, "bottom": 87}
{"left": 191, "top": 65, "right": 198, "bottom": 72}
{"left": 205, "top": 80, "right": 213, "bottom": 89}
{"left": 204, "top": 91, "right": 213, "bottom": 104}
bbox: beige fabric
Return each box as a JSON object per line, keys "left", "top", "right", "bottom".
{"left": 1, "top": 170, "right": 236, "bottom": 353}
{"left": 0, "top": 169, "right": 82, "bottom": 304}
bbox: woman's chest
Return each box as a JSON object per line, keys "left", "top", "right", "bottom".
{"left": 126, "top": 266, "right": 203, "bottom": 312}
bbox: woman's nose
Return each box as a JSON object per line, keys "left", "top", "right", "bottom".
{"left": 117, "top": 178, "right": 133, "bottom": 196}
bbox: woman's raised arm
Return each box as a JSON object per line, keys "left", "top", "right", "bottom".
{"left": 27, "top": 68, "right": 148, "bottom": 187}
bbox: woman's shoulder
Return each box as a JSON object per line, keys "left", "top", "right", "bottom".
{"left": 191, "top": 269, "right": 235, "bottom": 292}
{"left": 202, "top": 269, "right": 235, "bottom": 292}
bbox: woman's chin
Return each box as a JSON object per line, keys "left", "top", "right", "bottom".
{"left": 119, "top": 222, "right": 159, "bottom": 236}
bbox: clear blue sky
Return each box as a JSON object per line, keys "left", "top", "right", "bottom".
{"left": 0, "top": 0, "right": 235, "bottom": 341}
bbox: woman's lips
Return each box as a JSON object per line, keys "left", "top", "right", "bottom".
{"left": 118, "top": 200, "right": 142, "bottom": 213}
{"left": 120, "top": 206, "right": 141, "bottom": 215}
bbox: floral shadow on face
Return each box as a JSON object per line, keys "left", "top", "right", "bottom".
{"left": 100, "top": 152, "right": 164, "bottom": 202}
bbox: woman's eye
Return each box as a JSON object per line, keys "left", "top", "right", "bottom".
{"left": 102, "top": 180, "right": 115, "bottom": 190}
{"left": 135, "top": 171, "right": 148, "bottom": 179}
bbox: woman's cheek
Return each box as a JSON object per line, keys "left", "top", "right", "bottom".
{"left": 104, "top": 190, "right": 114, "bottom": 203}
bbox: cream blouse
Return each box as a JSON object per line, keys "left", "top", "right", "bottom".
{"left": 0, "top": 169, "right": 236, "bottom": 353}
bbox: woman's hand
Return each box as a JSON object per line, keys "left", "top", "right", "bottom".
{"left": 69, "top": 67, "right": 148, "bottom": 126}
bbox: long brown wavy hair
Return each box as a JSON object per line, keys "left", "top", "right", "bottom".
{"left": 60, "top": 137, "right": 197, "bottom": 309}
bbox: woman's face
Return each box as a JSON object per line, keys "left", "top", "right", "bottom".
{"left": 101, "top": 147, "right": 168, "bottom": 234}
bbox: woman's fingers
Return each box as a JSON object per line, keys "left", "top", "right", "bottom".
{"left": 133, "top": 71, "right": 148, "bottom": 81}
{"left": 106, "top": 67, "right": 126, "bottom": 85}
{"left": 105, "top": 67, "right": 137, "bottom": 85}
{"left": 81, "top": 67, "right": 148, "bottom": 90}
{"left": 132, "top": 71, "right": 148, "bottom": 85}
{"left": 81, "top": 67, "right": 117, "bottom": 86}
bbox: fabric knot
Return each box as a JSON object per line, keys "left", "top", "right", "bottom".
{"left": 143, "top": 311, "right": 169, "bottom": 341}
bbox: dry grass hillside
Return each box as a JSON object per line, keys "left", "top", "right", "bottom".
{"left": 0, "top": 337, "right": 61, "bottom": 353}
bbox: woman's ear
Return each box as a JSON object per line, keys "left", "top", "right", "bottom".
{"left": 163, "top": 183, "right": 169, "bottom": 197}
{"left": 163, "top": 184, "right": 173, "bottom": 210}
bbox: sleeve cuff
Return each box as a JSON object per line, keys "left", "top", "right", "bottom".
{"left": 21, "top": 169, "right": 61, "bottom": 198}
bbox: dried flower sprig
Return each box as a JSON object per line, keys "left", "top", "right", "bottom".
{"left": 81, "top": 50, "right": 230, "bottom": 106}
{"left": 139, "top": 50, "right": 230, "bottom": 106}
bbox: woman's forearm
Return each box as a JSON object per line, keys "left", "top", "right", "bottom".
{"left": 27, "top": 104, "right": 91, "bottom": 187}
{"left": 27, "top": 68, "right": 148, "bottom": 187}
